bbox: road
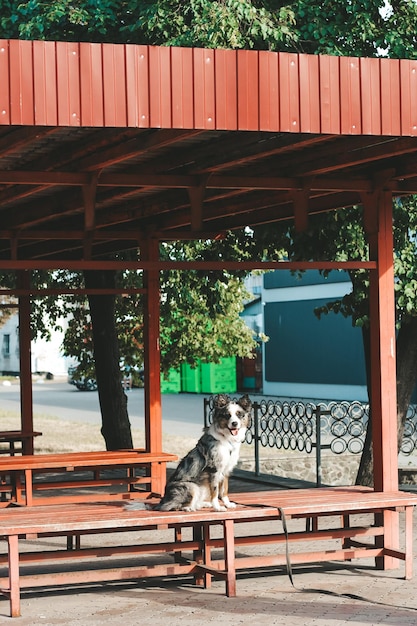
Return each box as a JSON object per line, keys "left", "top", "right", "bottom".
{"left": 0, "top": 379, "right": 208, "bottom": 439}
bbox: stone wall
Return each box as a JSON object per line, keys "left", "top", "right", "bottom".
{"left": 237, "top": 447, "right": 417, "bottom": 486}
{"left": 238, "top": 451, "right": 360, "bottom": 486}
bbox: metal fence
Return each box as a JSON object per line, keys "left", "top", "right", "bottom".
{"left": 203, "top": 397, "right": 417, "bottom": 486}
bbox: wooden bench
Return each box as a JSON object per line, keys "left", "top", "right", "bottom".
{"left": 0, "top": 449, "right": 178, "bottom": 506}
{"left": 0, "top": 486, "right": 415, "bottom": 617}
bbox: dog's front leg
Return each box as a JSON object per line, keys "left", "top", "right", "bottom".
{"left": 209, "top": 477, "right": 226, "bottom": 511}
{"left": 219, "top": 476, "right": 236, "bottom": 509}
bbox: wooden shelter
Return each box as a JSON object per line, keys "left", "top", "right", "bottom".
{"left": 1, "top": 39, "right": 417, "bottom": 504}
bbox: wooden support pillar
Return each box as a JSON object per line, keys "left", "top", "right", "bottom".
{"left": 292, "top": 189, "right": 309, "bottom": 232}
{"left": 188, "top": 185, "right": 205, "bottom": 231}
{"left": 142, "top": 237, "right": 164, "bottom": 493}
{"left": 365, "top": 190, "right": 398, "bottom": 491}
{"left": 17, "top": 271, "right": 34, "bottom": 454}
{"left": 364, "top": 189, "right": 398, "bottom": 569}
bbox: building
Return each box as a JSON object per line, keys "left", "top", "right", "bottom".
{"left": 243, "top": 270, "right": 368, "bottom": 401}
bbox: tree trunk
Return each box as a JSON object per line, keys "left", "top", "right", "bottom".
{"left": 84, "top": 270, "right": 133, "bottom": 450}
{"left": 356, "top": 318, "right": 417, "bottom": 486}
{"left": 355, "top": 326, "right": 373, "bottom": 486}
{"left": 396, "top": 317, "right": 417, "bottom": 448}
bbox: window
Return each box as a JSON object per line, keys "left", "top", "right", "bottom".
{"left": 2, "top": 334, "right": 10, "bottom": 357}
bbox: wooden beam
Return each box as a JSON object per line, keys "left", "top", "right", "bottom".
{"left": 0, "top": 288, "right": 146, "bottom": 296}
{"left": 0, "top": 170, "right": 374, "bottom": 192}
{"left": 0, "top": 259, "right": 377, "bottom": 271}
{"left": 292, "top": 189, "right": 309, "bottom": 232}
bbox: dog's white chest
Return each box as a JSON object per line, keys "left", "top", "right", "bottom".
{"left": 218, "top": 441, "right": 240, "bottom": 474}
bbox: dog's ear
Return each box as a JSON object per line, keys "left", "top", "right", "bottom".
{"left": 238, "top": 394, "right": 252, "bottom": 412}
{"left": 214, "top": 394, "right": 230, "bottom": 408}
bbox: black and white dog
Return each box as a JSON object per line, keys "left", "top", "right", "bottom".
{"left": 156, "top": 394, "right": 252, "bottom": 512}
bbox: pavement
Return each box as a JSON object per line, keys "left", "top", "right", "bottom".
{"left": 1, "top": 474, "right": 417, "bottom": 626}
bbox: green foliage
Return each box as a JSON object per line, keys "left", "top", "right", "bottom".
{"left": 2, "top": 1, "right": 417, "bottom": 59}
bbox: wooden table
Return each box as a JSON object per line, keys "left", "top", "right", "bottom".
{"left": 0, "top": 431, "right": 42, "bottom": 455}
{"left": 0, "top": 449, "right": 177, "bottom": 505}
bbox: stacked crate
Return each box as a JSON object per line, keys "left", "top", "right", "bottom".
{"left": 164, "top": 358, "right": 237, "bottom": 394}
{"left": 180, "top": 362, "right": 202, "bottom": 393}
{"left": 199, "top": 357, "right": 237, "bottom": 394}
{"left": 160, "top": 368, "right": 181, "bottom": 394}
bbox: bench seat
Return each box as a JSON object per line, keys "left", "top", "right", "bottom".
{"left": 0, "top": 486, "right": 415, "bottom": 618}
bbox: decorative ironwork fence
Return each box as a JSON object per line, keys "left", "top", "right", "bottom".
{"left": 203, "top": 397, "right": 417, "bottom": 486}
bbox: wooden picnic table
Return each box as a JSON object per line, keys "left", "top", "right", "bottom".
{"left": 0, "top": 431, "right": 42, "bottom": 456}
{"left": 0, "top": 449, "right": 177, "bottom": 506}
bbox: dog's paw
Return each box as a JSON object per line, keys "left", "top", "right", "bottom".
{"left": 124, "top": 501, "right": 148, "bottom": 511}
{"left": 213, "top": 504, "right": 227, "bottom": 512}
{"left": 221, "top": 497, "right": 236, "bottom": 509}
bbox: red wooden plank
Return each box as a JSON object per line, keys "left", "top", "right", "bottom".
{"left": 340, "top": 56, "right": 361, "bottom": 134}
{"left": 360, "top": 57, "right": 381, "bottom": 135}
{"left": 319, "top": 55, "right": 340, "bottom": 134}
{"left": 9, "top": 39, "right": 34, "bottom": 125}
{"left": 299, "top": 54, "right": 320, "bottom": 133}
{"left": 400, "top": 59, "right": 417, "bottom": 137}
{"left": 102, "top": 43, "right": 127, "bottom": 127}
{"left": 149, "top": 45, "right": 172, "bottom": 128}
{"left": 0, "top": 41, "right": 10, "bottom": 124}
{"left": 259, "top": 51, "right": 279, "bottom": 131}
{"left": 126, "top": 45, "right": 149, "bottom": 128}
{"left": 56, "top": 41, "right": 80, "bottom": 126}
{"left": 79, "top": 42, "right": 104, "bottom": 126}
{"left": 279, "top": 52, "right": 299, "bottom": 132}
{"left": 380, "top": 58, "right": 401, "bottom": 135}
{"left": 237, "top": 49, "right": 259, "bottom": 130}
{"left": 193, "top": 48, "right": 215, "bottom": 129}
{"left": 215, "top": 49, "right": 237, "bottom": 130}
{"left": 33, "top": 40, "right": 57, "bottom": 126}
{"left": 171, "top": 47, "right": 194, "bottom": 129}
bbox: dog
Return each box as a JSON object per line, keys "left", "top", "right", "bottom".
{"left": 155, "top": 393, "right": 252, "bottom": 512}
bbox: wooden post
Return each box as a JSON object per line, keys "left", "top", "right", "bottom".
{"left": 366, "top": 190, "right": 399, "bottom": 569}
{"left": 142, "top": 237, "right": 164, "bottom": 494}
{"left": 367, "top": 190, "right": 398, "bottom": 492}
{"left": 17, "top": 271, "right": 34, "bottom": 454}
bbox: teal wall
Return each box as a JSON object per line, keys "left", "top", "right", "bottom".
{"left": 264, "top": 298, "right": 366, "bottom": 386}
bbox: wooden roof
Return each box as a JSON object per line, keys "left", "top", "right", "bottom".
{"left": 1, "top": 39, "right": 417, "bottom": 266}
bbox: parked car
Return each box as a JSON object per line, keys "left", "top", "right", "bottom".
{"left": 67, "top": 364, "right": 144, "bottom": 391}
{"left": 67, "top": 366, "right": 98, "bottom": 391}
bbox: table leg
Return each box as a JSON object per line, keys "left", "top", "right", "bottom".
{"left": 404, "top": 506, "right": 413, "bottom": 580}
{"left": 8, "top": 535, "right": 20, "bottom": 617}
{"left": 223, "top": 519, "right": 236, "bottom": 597}
{"left": 25, "top": 469, "right": 33, "bottom": 506}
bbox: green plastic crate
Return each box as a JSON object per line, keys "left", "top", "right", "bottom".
{"left": 200, "top": 358, "right": 236, "bottom": 393}
{"left": 160, "top": 368, "right": 181, "bottom": 394}
{"left": 181, "top": 362, "right": 202, "bottom": 393}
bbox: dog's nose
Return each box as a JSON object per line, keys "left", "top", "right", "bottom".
{"left": 231, "top": 421, "right": 239, "bottom": 428}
